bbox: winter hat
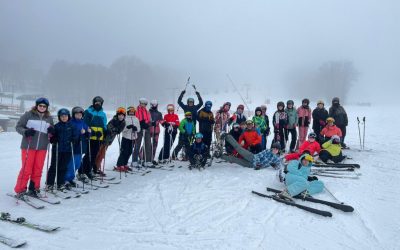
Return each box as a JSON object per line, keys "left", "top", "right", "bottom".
{"left": 302, "top": 98, "right": 310, "bottom": 105}
{"left": 277, "top": 101, "right": 285, "bottom": 109}
{"left": 127, "top": 106, "right": 136, "bottom": 114}
{"left": 150, "top": 100, "right": 158, "bottom": 108}
{"left": 224, "top": 102, "right": 232, "bottom": 107}
{"left": 167, "top": 104, "right": 175, "bottom": 111}
{"left": 35, "top": 97, "right": 50, "bottom": 107}
{"left": 255, "top": 107, "right": 262, "bottom": 115}
{"left": 332, "top": 97, "right": 340, "bottom": 105}
{"left": 260, "top": 105, "right": 267, "bottom": 110}
{"left": 139, "top": 98, "right": 148, "bottom": 105}
{"left": 116, "top": 107, "right": 126, "bottom": 116}
{"left": 237, "top": 104, "right": 245, "bottom": 110}
{"left": 92, "top": 96, "right": 104, "bottom": 105}
{"left": 287, "top": 100, "right": 294, "bottom": 106}
{"left": 72, "top": 106, "right": 84, "bottom": 117}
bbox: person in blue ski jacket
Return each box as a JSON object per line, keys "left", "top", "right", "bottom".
{"left": 188, "top": 133, "right": 209, "bottom": 169}
{"left": 278, "top": 154, "right": 324, "bottom": 200}
{"left": 64, "top": 106, "right": 90, "bottom": 188}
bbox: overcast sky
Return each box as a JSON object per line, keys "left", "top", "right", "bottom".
{"left": 1, "top": 0, "right": 399, "bottom": 102}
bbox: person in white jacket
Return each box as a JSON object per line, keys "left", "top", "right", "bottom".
{"left": 115, "top": 106, "right": 141, "bottom": 171}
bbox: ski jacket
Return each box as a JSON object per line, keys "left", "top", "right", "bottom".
{"left": 312, "top": 107, "right": 329, "bottom": 131}
{"left": 84, "top": 106, "right": 107, "bottom": 141}
{"left": 136, "top": 106, "right": 151, "bottom": 124}
{"left": 179, "top": 118, "right": 196, "bottom": 137}
{"left": 189, "top": 142, "right": 208, "bottom": 156}
{"left": 70, "top": 118, "right": 89, "bottom": 154}
{"left": 214, "top": 109, "right": 231, "bottom": 133}
{"left": 231, "top": 112, "right": 247, "bottom": 125}
{"left": 122, "top": 115, "right": 141, "bottom": 140}
{"left": 286, "top": 154, "right": 312, "bottom": 179}
{"left": 163, "top": 113, "right": 180, "bottom": 129}
{"left": 103, "top": 116, "right": 126, "bottom": 146}
{"left": 149, "top": 108, "right": 163, "bottom": 135}
{"left": 52, "top": 120, "right": 76, "bottom": 152}
{"left": 285, "top": 107, "right": 298, "bottom": 129}
{"left": 177, "top": 91, "right": 204, "bottom": 123}
{"left": 272, "top": 110, "right": 288, "bottom": 130}
{"left": 297, "top": 106, "right": 312, "bottom": 127}
{"left": 252, "top": 149, "right": 282, "bottom": 169}
{"left": 252, "top": 115, "right": 267, "bottom": 134}
{"left": 321, "top": 140, "right": 342, "bottom": 156}
{"left": 320, "top": 125, "right": 342, "bottom": 138}
{"left": 329, "top": 105, "right": 348, "bottom": 127}
{"left": 262, "top": 114, "right": 270, "bottom": 135}
{"left": 16, "top": 107, "right": 54, "bottom": 150}
{"left": 299, "top": 140, "right": 321, "bottom": 155}
{"left": 197, "top": 108, "right": 215, "bottom": 133}
{"left": 238, "top": 128, "right": 262, "bottom": 148}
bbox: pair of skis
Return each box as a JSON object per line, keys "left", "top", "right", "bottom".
{"left": 252, "top": 187, "right": 354, "bottom": 217}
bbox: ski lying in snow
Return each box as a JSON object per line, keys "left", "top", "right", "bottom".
{"left": 312, "top": 170, "right": 361, "bottom": 176}
{"left": 312, "top": 173, "right": 360, "bottom": 179}
{"left": 44, "top": 190, "right": 72, "bottom": 199}
{"left": 26, "top": 193, "right": 61, "bottom": 204}
{"left": 0, "top": 234, "right": 26, "bottom": 248}
{"left": 314, "top": 163, "right": 360, "bottom": 168}
{"left": 252, "top": 191, "right": 332, "bottom": 217}
{"left": 311, "top": 167, "right": 355, "bottom": 172}
{"left": 0, "top": 212, "right": 59, "bottom": 232}
{"left": 266, "top": 187, "right": 354, "bottom": 212}
{"left": 6, "top": 193, "right": 45, "bottom": 209}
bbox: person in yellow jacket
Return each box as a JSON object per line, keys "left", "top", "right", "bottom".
{"left": 318, "top": 135, "right": 345, "bottom": 163}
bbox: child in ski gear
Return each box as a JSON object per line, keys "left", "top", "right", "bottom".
{"left": 319, "top": 135, "right": 345, "bottom": 163}
{"left": 231, "top": 104, "right": 247, "bottom": 125}
{"left": 260, "top": 105, "right": 270, "bottom": 150}
{"left": 329, "top": 97, "right": 348, "bottom": 147}
{"left": 95, "top": 107, "right": 126, "bottom": 174}
{"left": 133, "top": 98, "right": 153, "bottom": 167}
{"left": 46, "top": 108, "right": 77, "bottom": 191}
{"left": 285, "top": 132, "right": 321, "bottom": 161}
{"left": 272, "top": 102, "right": 288, "bottom": 151}
{"left": 149, "top": 100, "right": 163, "bottom": 162}
{"left": 14, "top": 97, "right": 54, "bottom": 196}
{"left": 226, "top": 123, "right": 243, "bottom": 155}
{"left": 158, "top": 104, "right": 179, "bottom": 161}
{"left": 81, "top": 96, "right": 107, "bottom": 179}
{"left": 173, "top": 112, "right": 196, "bottom": 160}
{"left": 279, "top": 154, "right": 324, "bottom": 200}
{"left": 238, "top": 120, "right": 262, "bottom": 154}
{"left": 252, "top": 107, "right": 267, "bottom": 136}
{"left": 297, "top": 98, "right": 312, "bottom": 146}
{"left": 115, "top": 106, "right": 140, "bottom": 171}
{"left": 214, "top": 102, "right": 232, "bottom": 143}
{"left": 312, "top": 100, "right": 329, "bottom": 143}
{"left": 188, "top": 133, "right": 209, "bottom": 169}
{"left": 197, "top": 101, "right": 215, "bottom": 152}
{"left": 221, "top": 134, "right": 282, "bottom": 170}
{"left": 177, "top": 90, "right": 203, "bottom": 124}
{"left": 65, "top": 107, "right": 90, "bottom": 187}
{"left": 320, "top": 117, "right": 342, "bottom": 143}
{"left": 284, "top": 100, "right": 298, "bottom": 152}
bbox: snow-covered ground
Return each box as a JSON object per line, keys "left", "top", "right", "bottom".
{"left": 0, "top": 105, "right": 399, "bottom": 250}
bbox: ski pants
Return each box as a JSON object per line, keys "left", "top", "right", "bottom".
{"left": 298, "top": 126, "right": 308, "bottom": 146}
{"left": 81, "top": 139, "right": 101, "bottom": 175}
{"left": 159, "top": 130, "right": 177, "bottom": 160}
{"left": 261, "top": 133, "right": 268, "bottom": 150}
{"left": 273, "top": 128, "right": 286, "bottom": 151}
{"left": 285, "top": 174, "right": 324, "bottom": 196}
{"left": 14, "top": 149, "right": 47, "bottom": 193}
{"left": 65, "top": 154, "right": 83, "bottom": 182}
{"left": 150, "top": 132, "right": 160, "bottom": 162}
{"left": 46, "top": 147, "right": 71, "bottom": 187}
{"left": 173, "top": 134, "right": 191, "bottom": 159}
{"left": 337, "top": 125, "right": 347, "bottom": 145}
{"left": 319, "top": 150, "right": 345, "bottom": 163}
{"left": 117, "top": 137, "right": 134, "bottom": 166}
{"left": 285, "top": 128, "right": 297, "bottom": 151}
{"left": 133, "top": 129, "right": 152, "bottom": 163}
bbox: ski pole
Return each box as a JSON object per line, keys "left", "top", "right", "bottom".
{"left": 88, "top": 138, "right": 92, "bottom": 189}
{"left": 143, "top": 129, "right": 147, "bottom": 169}
{"left": 357, "top": 117, "right": 362, "bottom": 150}
{"left": 44, "top": 139, "right": 51, "bottom": 197}
{"left": 324, "top": 186, "right": 344, "bottom": 204}
{"left": 71, "top": 141, "right": 76, "bottom": 187}
{"left": 80, "top": 136, "right": 84, "bottom": 191}
{"left": 55, "top": 143, "right": 59, "bottom": 192}
{"left": 362, "top": 117, "right": 366, "bottom": 150}
{"left": 17, "top": 137, "right": 31, "bottom": 201}
{"left": 177, "top": 77, "right": 190, "bottom": 112}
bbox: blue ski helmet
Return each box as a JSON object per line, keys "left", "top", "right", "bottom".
{"left": 194, "top": 133, "right": 203, "bottom": 139}
{"left": 205, "top": 101, "right": 212, "bottom": 111}
{"left": 58, "top": 108, "right": 70, "bottom": 117}
{"left": 35, "top": 97, "right": 50, "bottom": 107}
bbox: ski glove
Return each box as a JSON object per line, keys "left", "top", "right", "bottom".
{"left": 126, "top": 124, "right": 134, "bottom": 129}
{"left": 307, "top": 176, "right": 318, "bottom": 181}
{"left": 47, "top": 126, "right": 55, "bottom": 135}
{"left": 24, "top": 128, "right": 36, "bottom": 137}
{"left": 140, "top": 120, "right": 149, "bottom": 130}
{"left": 151, "top": 121, "right": 157, "bottom": 126}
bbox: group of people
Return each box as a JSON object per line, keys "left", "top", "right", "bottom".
{"left": 13, "top": 90, "right": 349, "bottom": 201}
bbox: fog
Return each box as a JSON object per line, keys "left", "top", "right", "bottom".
{"left": 1, "top": 0, "right": 399, "bottom": 107}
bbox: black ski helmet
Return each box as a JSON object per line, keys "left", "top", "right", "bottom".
{"left": 255, "top": 107, "right": 262, "bottom": 115}
{"left": 271, "top": 142, "right": 281, "bottom": 150}
{"left": 302, "top": 98, "right": 310, "bottom": 105}
{"left": 287, "top": 100, "right": 294, "bottom": 106}
{"left": 92, "top": 96, "right": 104, "bottom": 105}
{"left": 332, "top": 97, "right": 340, "bottom": 105}
{"left": 277, "top": 101, "right": 285, "bottom": 109}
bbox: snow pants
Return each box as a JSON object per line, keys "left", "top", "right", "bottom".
{"left": 150, "top": 131, "right": 159, "bottom": 161}
{"left": 159, "top": 130, "right": 177, "bottom": 161}
{"left": 65, "top": 154, "right": 83, "bottom": 182}
{"left": 173, "top": 134, "right": 191, "bottom": 160}
{"left": 319, "top": 150, "right": 345, "bottom": 163}
{"left": 133, "top": 129, "right": 152, "bottom": 163}
{"left": 273, "top": 128, "right": 286, "bottom": 151}
{"left": 285, "top": 128, "right": 297, "bottom": 152}
{"left": 285, "top": 174, "right": 324, "bottom": 196}
{"left": 337, "top": 125, "right": 347, "bottom": 145}
{"left": 14, "top": 149, "right": 47, "bottom": 193}
{"left": 46, "top": 147, "right": 71, "bottom": 187}
{"left": 117, "top": 137, "right": 134, "bottom": 166}
{"left": 298, "top": 126, "right": 308, "bottom": 146}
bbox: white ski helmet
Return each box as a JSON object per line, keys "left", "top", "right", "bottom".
{"left": 139, "top": 98, "right": 148, "bottom": 105}
{"left": 150, "top": 99, "right": 158, "bottom": 107}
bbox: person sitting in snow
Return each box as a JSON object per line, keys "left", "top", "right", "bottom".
{"left": 278, "top": 153, "right": 324, "bottom": 201}
{"left": 284, "top": 132, "right": 321, "bottom": 162}
{"left": 318, "top": 135, "right": 345, "bottom": 163}
{"left": 238, "top": 120, "right": 262, "bottom": 154}
{"left": 188, "top": 133, "right": 208, "bottom": 169}
{"left": 320, "top": 117, "right": 342, "bottom": 143}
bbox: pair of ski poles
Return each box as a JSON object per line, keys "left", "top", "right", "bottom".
{"left": 357, "top": 117, "right": 366, "bottom": 150}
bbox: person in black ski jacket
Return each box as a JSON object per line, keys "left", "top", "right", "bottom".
{"left": 328, "top": 97, "right": 348, "bottom": 147}
{"left": 312, "top": 100, "right": 329, "bottom": 144}
{"left": 197, "top": 100, "right": 215, "bottom": 155}
{"left": 177, "top": 90, "right": 203, "bottom": 124}
{"left": 226, "top": 123, "right": 243, "bottom": 155}
{"left": 188, "top": 133, "right": 209, "bottom": 169}
{"left": 260, "top": 105, "right": 271, "bottom": 150}
{"left": 149, "top": 100, "right": 163, "bottom": 162}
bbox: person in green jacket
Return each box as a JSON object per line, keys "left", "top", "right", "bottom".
{"left": 285, "top": 100, "right": 298, "bottom": 153}
{"left": 252, "top": 107, "right": 267, "bottom": 136}
{"left": 173, "top": 112, "right": 196, "bottom": 160}
{"left": 318, "top": 135, "right": 345, "bottom": 163}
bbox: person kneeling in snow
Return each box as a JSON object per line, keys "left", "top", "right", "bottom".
{"left": 318, "top": 135, "right": 345, "bottom": 163}
{"left": 188, "top": 133, "right": 208, "bottom": 169}
{"left": 220, "top": 133, "right": 283, "bottom": 170}
{"left": 278, "top": 154, "right": 324, "bottom": 201}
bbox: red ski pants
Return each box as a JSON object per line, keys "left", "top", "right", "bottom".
{"left": 14, "top": 149, "right": 47, "bottom": 193}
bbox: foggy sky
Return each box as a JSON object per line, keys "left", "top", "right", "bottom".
{"left": 1, "top": 0, "right": 399, "bottom": 102}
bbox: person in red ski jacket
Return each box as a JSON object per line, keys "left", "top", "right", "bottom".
{"left": 320, "top": 117, "right": 342, "bottom": 143}
{"left": 132, "top": 98, "right": 153, "bottom": 167}
{"left": 238, "top": 120, "right": 262, "bottom": 154}
{"left": 158, "top": 104, "right": 180, "bottom": 162}
{"left": 285, "top": 132, "right": 321, "bottom": 161}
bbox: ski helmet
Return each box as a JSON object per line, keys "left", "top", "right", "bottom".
{"left": 308, "top": 132, "right": 317, "bottom": 139}
{"left": 301, "top": 153, "right": 314, "bottom": 163}
{"left": 92, "top": 96, "right": 104, "bottom": 105}
{"left": 72, "top": 106, "right": 84, "bottom": 117}
{"left": 187, "top": 97, "right": 195, "bottom": 104}
{"left": 224, "top": 102, "right": 232, "bottom": 107}
{"left": 150, "top": 100, "right": 158, "bottom": 108}
{"left": 255, "top": 107, "right": 262, "bottom": 115}
{"left": 237, "top": 104, "right": 245, "bottom": 110}
{"left": 185, "top": 111, "right": 192, "bottom": 117}
{"left": 232, "top": 123, "right": 240, "bottom": 129}
{"left": 57, "top": 108, "right": 70, "bottom": 121}
{"left": 277, "top": 101, "right": 285, "bottom": 109}
{"left": 194, "top": 133, "right": 203, "bottom": 139}
{"left": 332, "top": 135, "right": 341, "bottom": 144}
{"left": 302, "top": 98, "right": 310, "bottom": 105}
{"left": 271, "top": 142, "right": 281, "bottom": 150}
{"left": 332, "top": 97, "right": 340, "bottom": 105}
{"left": 139, "top": 98, "right": 148, "bottom": 105}
{"left": 116, "top": 107, "right": 126, "bottom": 116}
{"left": 35, "top": 97, "right": 50, "bottom": 107}
{"left": 127, "top": 106, "right": 136, "bottom": 114}
{"left": 245, "top": 120, "right": 254, "bottom": 125}
{"left": 167, "top": 104, "right": 175, "bottom": 111}
{"left": 205, "top": 101, "right": 212, "bottom": 107}
{"left": 287, "top": 100, "right": 294, "bottom": 106}
{"left": 317, "top": 100, "right": 325, "bottom": 105}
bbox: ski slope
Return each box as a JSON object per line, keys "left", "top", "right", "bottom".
{"left": 0, "top": 105, "right": 399, "bottom": 250}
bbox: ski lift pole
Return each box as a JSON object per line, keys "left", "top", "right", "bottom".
{"left": 362, "top": 117, "right": 366, "bottom": 150}
{"left": 226, "top": 74, "right": 251, "bottom": 112}
{"left": 357, "top": 117, "right": 362, "bottom": 150}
